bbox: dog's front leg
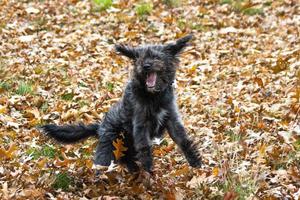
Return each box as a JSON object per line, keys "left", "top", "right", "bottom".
{"left": 166, "top": 109, "right": 202, "bottom": 168}
{"left": 133, "top": 118, "right": 153, "bottom": 173}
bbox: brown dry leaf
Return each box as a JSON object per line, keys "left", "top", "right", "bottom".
{"left": 165, "top": 191, "right": 176, "bottom": 200}
{"left": 112, "top": 138, "right": 128, "bottom": 160}
{"left": 24, "top": 108, "right": 40, "bottom": 120}
{"left": 21, "top": 188, "right": 43, "bottom": 198}
{"left": 163, "top": 143, "right": 175, "bottom": 153}
{"left": 170, "top": 165, "right": 189, "bottom": 177}
{"left": 253, "top": 77, "right": 264, "bottom": 88}
{"left": 100, "top": 196, "right": 121, "bottom": 200}
{"left": 54, "top": 152, "right": 71, "bottom": 167}
{"left": 186, "top": 173, "right": 207, "bottom": 189}
{"left": 1, "top": 182, "right": 8, "bottom": 200}
{"left": 223, "top": 191, "right": 238, "bottom": 200}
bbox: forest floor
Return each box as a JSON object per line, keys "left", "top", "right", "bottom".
{"left": 0, "top": 0, "right": 299, "bottom": 199}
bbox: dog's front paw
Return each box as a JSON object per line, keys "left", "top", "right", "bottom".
{"left": 187, "top": 156, "right": 202, "bottom": 168}
{"left": 125, "top": 160, "right": 140, "bottom": 173}
{"left": 137, "top": 147, "right": 153, "bottom": 173}
{"left": 140, "top": 157, "right": 153, "bottom": 173}
{"left": 185, "top": 142, "right": 202, "bottom": 168}
{"left": 181, "top": 139, "right": 202, "bottom": 168}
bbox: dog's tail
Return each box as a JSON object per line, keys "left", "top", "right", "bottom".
{"left": 40, "top": 123, "right": 99, "bottom": 143}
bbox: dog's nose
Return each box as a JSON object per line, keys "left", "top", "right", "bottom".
{"left": 143, "top": 63, "right": 151, "bottom": 71}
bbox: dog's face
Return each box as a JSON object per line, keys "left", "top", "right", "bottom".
{"left": 115, "top": 35, "right": 192, "bottom": 93}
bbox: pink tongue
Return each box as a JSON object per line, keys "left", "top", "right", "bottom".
{"left": 146, "top": 72, "right": 157, "bottom": 87}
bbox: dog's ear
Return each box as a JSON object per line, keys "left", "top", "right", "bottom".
{"left": 164, "top": 34, "right": 193, "bottom": 56}
{"left": 115, "top": 44, "right": 138, "bottom": 60}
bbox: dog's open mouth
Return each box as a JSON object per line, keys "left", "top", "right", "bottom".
{"left": 146, "top": 72, "right": 157, "bottom": 88}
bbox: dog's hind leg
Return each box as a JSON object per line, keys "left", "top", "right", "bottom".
{"left": 94, "top": 137, "right": 115, "bottom": 167}
{"left": 94, "top": 130, "right": 139, "bottom": 173}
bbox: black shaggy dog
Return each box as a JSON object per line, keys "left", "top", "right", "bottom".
{"left": 41, "top": 35, "right": 202, "bottom": 173}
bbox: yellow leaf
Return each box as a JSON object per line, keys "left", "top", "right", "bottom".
{"left": 271, "top": 57, "right": 288, "bottom": 73}
{"left": 259, "top": 143, "right": 266, "bottom": 156}
{"left": 0, "top": 105, "right": 7, "bottom": 114}
{"left": 212, "top": 167, "right": 219, "bottom": 177}
{"left": 0, "top": 148, "right": 7, "bottom": 159}
{"left": 37, "top": 158, "right": 47, "bottom": 168}
{"left": 0, "top": 144, "right": 17, "bottom": 159}
{"left": 85, "top": 159, "right": 93, "bottom": 169}
{"left": 291, "top": 87, "right": 300, "bottom": 102}
{"left": 188, "top": 65, "right": 197, "bottom": 74}
{"left": 296, "top": 68, "right": 300, "bottom": 79}
{"left": 112, "top": 138, "right": 127, "bottom": 160}
{"left": 234, "top": 106, "right": 241, "bottom": 113}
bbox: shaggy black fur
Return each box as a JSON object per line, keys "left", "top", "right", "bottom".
{"left": 41, "top": 35, "right": 202, "bottom": 173}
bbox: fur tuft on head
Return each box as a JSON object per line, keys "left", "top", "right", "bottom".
{"left": 163, "top": 34, "right": 193, "bottom": 56}
{"left": 115, "top": 44, "right": 138, "bottom": 59}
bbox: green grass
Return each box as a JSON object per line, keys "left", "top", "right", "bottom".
{"left": 220, "top": 0, "right": 233, "bottom": 5}
{"left": 16, "top": 81, "right": 33, "bottom": 95}
{"left": 34, "top": 66, "right": 44, "bottom": 74}
{"left": 191, "top": 24, "right": 209, "bottom": 31}
{"left": 293, "top": 139, "right": 300, "bottom": 151}
{"left": 135, "top": 2, "right": 153, "bottom": 17}
{"left": 219, "top": 0, "right": 264, "bottom": 16}
{"left": 263, "top": 1, "right": 272, "bottom": 6}
{"left": 52, "top": 172, "right": 73, "bottom": 190}
{"left": 26, "top": 145, "right": 57, "bottom": 159}
{"left": 78, "top": 82, "right": 88, "bottom": 88}
{"left": 0, "top": 22, "right": 6, "bottom": 32}
{"left": 287, "top": 150, "right": 300, "bottom": 166}
{"left": 78, "top": 100, "right": 89, "bottom": 107}
{"left": 40, "top": 102, "right": 49, "bottom": 113}
{"left": 225, "top": 130, "right": 241, "bottom": 142}
{"left": 31, "top": 17, "right": 48, "bottom": 32}
{"left": 177, "top": 19, "right": 187, "bottom": 30}
{"left": 242, "top": 7, "right": 263, "bottom": 16}
{"left": 163, "top": 0, "right": 180, "bottom": 7}
{"left": 79, "top": 148, "right": 93, "bottom": 159}
{"left": 93, "top": 0, "right": 112, "bottom": 11}
{"left": 0, "top": 56, "right": 6, "bottom": 71}
{"left": 233, "top": 180, "right": 256, "bottom": 199}
{"left": 106, "top": 82, "right": 114, "bottom": 92}
{"left": 215, "top": 176, "right": 256, "bottom": 199}
{"left": 194, "top": 176, "right": 256, "bottom": 199}
{"left": 0, "top": 81, "right": 11, "bottom": 92}
{"left": 61, "top": 92, "right": 74, "bottom": 101}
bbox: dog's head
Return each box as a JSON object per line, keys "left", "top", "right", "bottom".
{"left": 115, "top": 35, "right": 192, "bottom": 93}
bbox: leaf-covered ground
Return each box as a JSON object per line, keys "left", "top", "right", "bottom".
{"left": 0, "top": 0, "right": 299, "bottom": 199}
